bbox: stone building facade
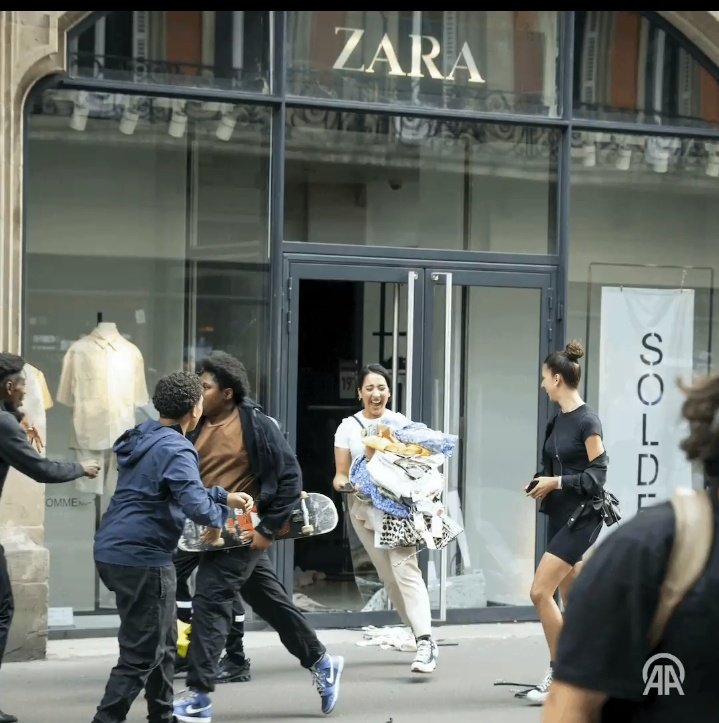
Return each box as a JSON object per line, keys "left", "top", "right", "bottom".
{"left": 2, "top": 10, "right": 719, "bottom": 660}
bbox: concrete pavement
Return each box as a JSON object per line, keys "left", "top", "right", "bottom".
{"left": 2, "top": 623, "right": 549, "bottom": 723}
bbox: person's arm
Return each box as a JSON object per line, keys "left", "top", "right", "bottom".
{"left": 255, "top": 423, "right": 302, "bottom": 540}
{"left": 543, "top": 681, "right": 606, "bottom": 723}
{"left": 165, "top": 448, "right": 229, "bottom": 528}
{"left": 333, "top": 447, "right": 354, "bottom": 492}
{"left": 559, "top": 436, "right": 607, "bottom": 497}
{"left": 0, "top": 413, "right": 88, "bottom": 483}
{"left": 252, "top": 415, "right": 302, "bottom": 541}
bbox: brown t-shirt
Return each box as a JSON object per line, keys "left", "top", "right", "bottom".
{"left": 194, "top": 407, "right": 260, "bottom": 499}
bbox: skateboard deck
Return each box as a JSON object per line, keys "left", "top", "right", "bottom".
{"left": 178, "top": 491, "right": 338, "bottom": 552}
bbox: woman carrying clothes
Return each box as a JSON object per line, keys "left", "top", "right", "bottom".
{"left": 332, "top": 363, "right": 438, "bottom": 674}
{"left": 523, "top": 340, "right": 608, "bottom": 705}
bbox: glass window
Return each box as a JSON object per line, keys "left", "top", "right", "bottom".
{"left": 287, "top": 11, "right": 559, "bottom": 115}
{"left": 574, "top": 11, "right": 719, "bottom": 129}
{"left": 567, "top": 129, "right": 716, "bottom": 523}
{"left": 285, "top": 110, "right": 559, "bottom": 253}
{"left": 69, "top": 11, "right": 271, "bottom": 93}
{"left": 25, "top": 89, "right": 270, "bottom": 616}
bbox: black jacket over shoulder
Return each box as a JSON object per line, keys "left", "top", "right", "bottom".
{"left": 0, "top": 402, "right": 84, "bottom": 497}
{"left": 189, "top": 399, "right": 302, "bottom": 539}
{"left": 536, "top": 413, "right": 609, "bottom": 523}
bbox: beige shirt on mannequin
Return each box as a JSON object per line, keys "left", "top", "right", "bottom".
{"left": 56, "top": 323, "right": 149, "bottom": 451}
{"left": 21, "top": 362, "right": 53, "bottom": 452}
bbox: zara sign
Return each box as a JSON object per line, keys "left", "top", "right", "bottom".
{"left": 332, "top": 27, "right": 485, "bottom": 84}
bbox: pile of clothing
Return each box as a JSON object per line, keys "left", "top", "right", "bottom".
{"left": 349, "top": 421, "right": 463, "bottom": 551}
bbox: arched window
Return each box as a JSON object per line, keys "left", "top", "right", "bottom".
{"left": 573, "top": 11, "right": 719, "bottom": 128}
{"left": 68, "top": 11, "right": 271, "bottom": 92}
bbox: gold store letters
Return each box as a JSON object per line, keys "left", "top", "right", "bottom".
{"left": 332, "top": 27, "right": 485, "bottom": 84}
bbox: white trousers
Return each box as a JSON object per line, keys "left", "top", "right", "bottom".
{"left": 349, "top": 501, "right": 433, "bottom": 639}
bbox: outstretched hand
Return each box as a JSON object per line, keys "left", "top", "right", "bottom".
{"left": 82, "top": 463, "right": 101, "bottom": 479}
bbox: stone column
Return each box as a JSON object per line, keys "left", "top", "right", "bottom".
{"left": 0, "top": 10, "right": 91, "bottom": 661}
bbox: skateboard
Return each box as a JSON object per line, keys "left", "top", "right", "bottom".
{"left": 177, "top": 491, "right": 338, "bottom": 552}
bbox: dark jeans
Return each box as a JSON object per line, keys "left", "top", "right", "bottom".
{"left": 0, "top": 545, "right": 14, "bottom": 669}
{"left": 174, "top": 549, "right": 246, "bottom": 662}
{"left": 92, "top": 563, "right": 177, "bottom": 723}
{"left": 187, "top": 547, "right": 326, "bottom": 693}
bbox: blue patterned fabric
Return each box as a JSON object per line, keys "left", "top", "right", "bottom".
{"left": 361, "top": 419, "right": 458, "bottom": 458}
{"left": 393, "top": 422, "right": 458, "bottom": 457}
{"left": 350, "top": 456, "right": 410, "bottom": 519}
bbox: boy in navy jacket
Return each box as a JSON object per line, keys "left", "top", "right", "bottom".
{"left": 91, "top": 371, "right": 252, "bottom": 723}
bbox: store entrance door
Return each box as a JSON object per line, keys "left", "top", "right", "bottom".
{"left": 284, "top": 260, "right": 555, "bottom": 627}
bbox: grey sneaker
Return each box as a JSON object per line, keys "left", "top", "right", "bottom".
{"left": 525, "top": 667, "right": 553, "bottom": 705}
{"left": 410, "top": 638, "right": 438, "bottom": 673}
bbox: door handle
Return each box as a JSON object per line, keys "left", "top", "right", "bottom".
{"left": 431, "top": 271, "right": 453, "bottom": 622}
{"left": 405, "top": 271, "right": 418, "bottom": 420}
{"left": 392, "top": 284, "right": 400, "bottom": 407}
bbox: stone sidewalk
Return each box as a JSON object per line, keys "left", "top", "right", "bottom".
{"left": 3, "top": 623, "right": 549, "bottom": 723}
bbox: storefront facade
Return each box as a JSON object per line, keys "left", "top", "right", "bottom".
{"left": 2, "top": 10, "right": 719, "bottom": 658}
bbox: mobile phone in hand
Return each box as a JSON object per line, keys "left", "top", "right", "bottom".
{"left": 525, "top": 478, "right": 539, "bottom": 493}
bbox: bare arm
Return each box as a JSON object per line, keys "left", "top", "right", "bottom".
{"left": 585, "top": 434, "right": 605, "bottom": 462}
{"left": 543, "top": 680, "right": 606, "bottom": 723}
{"left": 332, "top": 447, "right": 353, "bottom": 492}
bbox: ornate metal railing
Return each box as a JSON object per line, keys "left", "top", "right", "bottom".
{"left": 69, "top": 52, "right": 270, "bottom": 93}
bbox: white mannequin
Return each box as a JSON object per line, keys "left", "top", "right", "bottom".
{"left": 94, "top": 321, "right": 119, "bottom": 339}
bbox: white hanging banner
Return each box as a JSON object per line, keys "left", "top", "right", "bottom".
{"left": 598, "top": 287, "right": 695, "bottom": 525}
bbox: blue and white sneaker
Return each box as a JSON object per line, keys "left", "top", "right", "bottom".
{"left": 173, "top": 689, "right": 212, "bottom": 722}
{"left": 311, "top": 653, "right": 344, "bottom": 715}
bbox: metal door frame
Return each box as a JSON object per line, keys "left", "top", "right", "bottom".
{"left": 422, "top": 268, "right": 555, "bottom": 624}
{"left": 282, "top": 260, "right": 424, "bottom": 629}
{"left": 282, "top": 255, "right": 558, "bottom": 628}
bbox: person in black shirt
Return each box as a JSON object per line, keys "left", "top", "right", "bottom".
{"left": 544, "top": 374, "right": 719, "bottom": 723}
{"left": 173, "top": 353, "right": 344, "bottom": 723}
{"left": 523, "top": 341, "right": 608, "bottom": 705}
{"left": 0, "top": 353, "right": 100, "bottom": 723}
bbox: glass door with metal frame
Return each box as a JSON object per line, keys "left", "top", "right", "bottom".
{"left": 285, "top": 262, "right": 422, "bottom": 624}
{"left": 285, "top": 260, "right": 553, "bottom": 625}
{"left": 423, "top": 269, "right": 553, "bottom": 622}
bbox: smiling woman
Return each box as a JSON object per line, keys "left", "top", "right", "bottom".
{"left": 332, "top": 363, "right": 441, "bottom": 674}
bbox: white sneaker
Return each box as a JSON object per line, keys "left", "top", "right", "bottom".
{"left": 525, "top": 667, "right": 553, "bottom": 705}
{"left": 410, "top": 638, "right": 438, "bottom": 673}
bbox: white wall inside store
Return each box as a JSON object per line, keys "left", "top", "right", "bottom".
{"left": 294, "top": 172, "right": 553, "bottom": 254}
{"left": 28, "top": 140, "right": 187, "bottom": 259}
{"left": 567, "top": 181, "right": 718, "bottom": 412}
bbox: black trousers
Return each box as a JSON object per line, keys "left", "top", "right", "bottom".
{"left": 92, "top": 563, "right": 177, "bottom": 723}
{"left": 186, "top": 547, "right": 326, "bottom": 693}
{"left": 0, "top": 545, "right": 14, "bottom": 669}
{"left": 174, "top": 549, "right": 247, "bottom": 662}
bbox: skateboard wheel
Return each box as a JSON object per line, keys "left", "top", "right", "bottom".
{"left": 300, "top": 490, "right": 309, "bottom": 499}
{"left": 301, "top": 524, "right": 314, "bottom": 535}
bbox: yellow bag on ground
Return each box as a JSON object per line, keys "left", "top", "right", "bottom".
{"left": 177, "top": 619, "right": 192, "bottom": 659}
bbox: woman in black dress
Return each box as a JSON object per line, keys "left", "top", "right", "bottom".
{"left": 523, "top": 340, "right": 608, "bottom": 705}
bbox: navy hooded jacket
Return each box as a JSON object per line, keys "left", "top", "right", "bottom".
{"left": 94, "top": 419, "right": 229, "bottom": 567}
